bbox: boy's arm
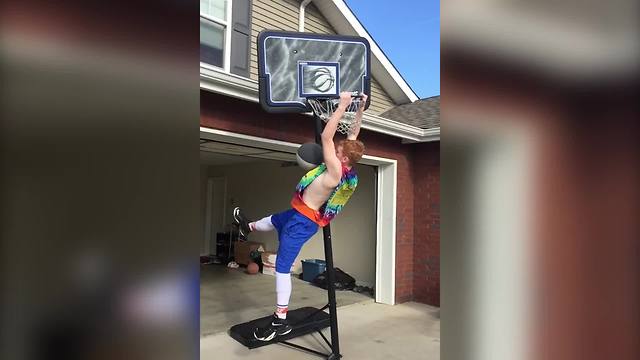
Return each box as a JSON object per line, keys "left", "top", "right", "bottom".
{"left": 321, "top": 92, "right": 353, "bottom": 186}
{"left": 347, "top": 93, "right": 367, "bottom": 140}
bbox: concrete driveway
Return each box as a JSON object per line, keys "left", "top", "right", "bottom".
{"left": 201, "top": 301, "right": 440, "bottom": 360}
{"left": 200, "top": 264, "right": 373, "bottom": 337}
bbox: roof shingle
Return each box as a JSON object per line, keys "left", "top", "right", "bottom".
{"left": 380, "top": 96, "right": 440, "bottom": 129}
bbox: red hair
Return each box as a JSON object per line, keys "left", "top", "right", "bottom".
{"left": 337, "top": 139, "right": 365, "bottom": 165}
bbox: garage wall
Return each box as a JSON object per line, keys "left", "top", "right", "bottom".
{"left": 295, "top": 163, "right": 377, "bottom": 287}
{"left": 207, "top": 159, "right": 377, "bottom": 286}
{"left": 201, "top": 164, "right": 209, "bottom": 254}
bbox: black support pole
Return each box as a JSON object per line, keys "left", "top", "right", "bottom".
{"left": 315, "top": 114, "right": 323, "bottom": 144}
{"left": 322, "top": 223, "right": 341, "bottom": 359}
{"left": 314, "top": 114, "right": 341, "bottom": 359}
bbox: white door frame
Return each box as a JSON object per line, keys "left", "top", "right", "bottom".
{"left": 204, "top": 177, "right": 227, "bottom": 255}
{"left": 204, "top": 178, "right": 214, "bottom": 255}
{"left": 200, "top": 127, "right": 398, "bottom": 305}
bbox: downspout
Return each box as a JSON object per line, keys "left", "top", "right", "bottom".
{"left": 299, "top": 0, "right": 313, "bottom": 32}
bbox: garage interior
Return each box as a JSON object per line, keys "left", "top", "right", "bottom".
{"left": 200, "top": 139, "right": 377, "bottom": 337}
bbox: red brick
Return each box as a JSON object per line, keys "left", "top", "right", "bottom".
{"left": 411, "top": 142, "right": 440, "bottom": 307}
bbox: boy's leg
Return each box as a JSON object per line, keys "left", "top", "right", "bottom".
{"left": 274, "top": 213, "right": 319, "bottom": 315}
{"left": 233, "top": 208, "right": 293, "bottom": 238}
{"left": 275, "top": 272, "right": 291, "bottom": 318}
{"left": 249, "top": 216, "right": 275, "bottom": 232}
{"left": 254, "top": 213, "right": 318, "bottom": 341}
{"left": 254, "top": 210, "right": 318, "bottom": 341}
{"left": 267, "top": 209, "right": 297, "bottom": 319}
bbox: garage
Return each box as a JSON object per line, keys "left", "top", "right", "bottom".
{"left": 199, "top": 128, "right": 397, "bottom": 336}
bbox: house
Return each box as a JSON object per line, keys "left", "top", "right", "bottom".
{"left": 200, "top": 0, "right": 440, "bottom": 307}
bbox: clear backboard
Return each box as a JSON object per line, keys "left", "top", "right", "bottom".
{"left": 257, "top": 30, "right": 371, "bottom": 114}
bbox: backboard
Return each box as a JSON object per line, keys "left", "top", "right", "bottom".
{"left": 257, "top": 30, "right": 371, "bottom": 113}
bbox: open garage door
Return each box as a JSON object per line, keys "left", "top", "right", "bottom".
{"left": 199, "top": 128, "right": 397, "bottom": 308}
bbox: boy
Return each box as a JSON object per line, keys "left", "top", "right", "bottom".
{"left": 234, "top": 91, "right": 367, "bottom": 341}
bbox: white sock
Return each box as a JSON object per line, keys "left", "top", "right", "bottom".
{"left": 275, "top": 305, "right": 288, "bottom": 319}
{"left": 250, "top": 216, "right": 275, "bottom": 232}
{"left": 275, "top": 272, "right": 291, "bottom": 319}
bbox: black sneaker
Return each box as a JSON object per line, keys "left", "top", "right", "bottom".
{"left": 233, "top": 207, "right": 252, "bottom": 239}
{"left": 253, "top": 314, "right": 292, "bottom": 341}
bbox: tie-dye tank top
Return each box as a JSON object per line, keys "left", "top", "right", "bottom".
{"left": 291, "top": 164, "right": 358, "bottom": 227}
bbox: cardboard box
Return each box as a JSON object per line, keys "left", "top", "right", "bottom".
{"left": 262, "top": 264, "right": 276, "bottom": 276}
{"left": 261, "top": 251, "right": 297, "bottom": 275}
{"left": 234, "top": 241, "right": 264, "bottom": 265}
{"left": 261, "top": 251, "right": 277, "bottom": 267}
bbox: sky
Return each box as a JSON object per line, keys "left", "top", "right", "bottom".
{"left": 344, "top": 0, "right": 440, "bottom": 98}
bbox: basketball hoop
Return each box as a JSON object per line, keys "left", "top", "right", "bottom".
{"left": 306, "top": 94, "right": 364, "bottom": 135}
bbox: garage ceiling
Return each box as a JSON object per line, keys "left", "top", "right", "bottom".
{"left": 200, "top": 140, "right": 296, "bottom": 165}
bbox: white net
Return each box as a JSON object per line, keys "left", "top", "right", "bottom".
{"left": 306, "top": 97, "right": 363, "bottom": 135}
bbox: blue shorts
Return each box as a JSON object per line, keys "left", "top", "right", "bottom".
{"left": 271, "top": 209, "right": 319, "bottom": 273}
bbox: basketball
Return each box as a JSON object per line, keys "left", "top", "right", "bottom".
{"left": 247, "top": 262, "right": 259, "bottom": 275}
{"left": 296, "top": 142, "right": 323, "bottom": 170}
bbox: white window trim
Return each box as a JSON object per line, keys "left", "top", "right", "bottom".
{"left": 223, "top": 0, "right": 232, "bottom": 72}
{"left": 200, "top": 13, "right": 227, "bottom": 26}
{"left": 200, "top": 0, "right": 233, "bottom": 72}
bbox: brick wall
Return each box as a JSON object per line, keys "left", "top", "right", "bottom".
{"left": 412, "top": 142, "right": 440, "bottom": 306}
{"left": 201, "top": 91, "right": 439, "bottom": 304}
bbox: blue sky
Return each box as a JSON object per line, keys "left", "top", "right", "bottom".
{"left": 345, "top": 0, "right": 440, "bottom": 98}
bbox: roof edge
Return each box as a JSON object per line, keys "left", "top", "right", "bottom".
{"left": 313, "top": 0, "right": 420, "bottom": 104}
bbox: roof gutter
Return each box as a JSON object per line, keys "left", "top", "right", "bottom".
{"left": 298, "top": 0, "right": 313, "bottom": 32}
{"left": 200, "top": 66, "right": 439, "bottom": 142}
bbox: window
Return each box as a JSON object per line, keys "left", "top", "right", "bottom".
{"left": 200, "top": 0, "right": 231, "bottom": 70}
{"left": 200, "top": 0, "right": 251, "bottom": 77}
